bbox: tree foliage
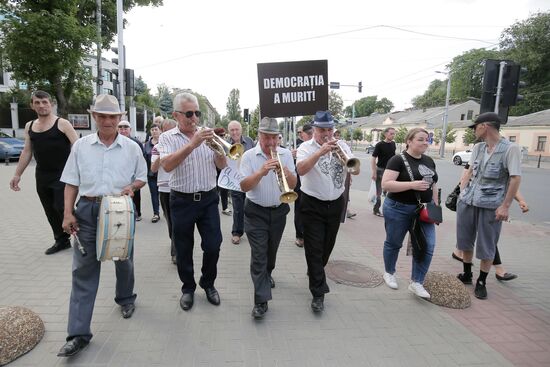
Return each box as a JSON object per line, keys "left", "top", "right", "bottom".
{"left": 0, "top": 0, "right": 162, "bottom": 116}
{"left": 462, "top": 128, "right": 477, "bottom": 145}
{"left": 225, "top": 88, "right": 241, "bottom": 122}
{"left": 500, "top": 11, "right": 550, "bottom": 115}
{"left": 157, "top": 84, "right": 172, "bottom": 115}
{"left": 248, "top": 104, "right": 261, "bottom": 141}
{"left": 433, "top": 124, "right": 457, "bottom": 144}
{"left": 412, "top": 79, "right": 447, "bottom": 109}
{"left": 329, "top": 91, "right": 344, "bottom": 120}
{"left": 394, "top": 126, "right": 408, "bottom": 144}
{"left": 352, "top": 128, "right": 363, "bottom": 141}
{"left": 344, "top": 95, "right": 394, "bottom": 118}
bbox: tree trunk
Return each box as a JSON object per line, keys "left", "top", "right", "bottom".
{"left": 53, "top": 77, "right": 68, "bottom": 118}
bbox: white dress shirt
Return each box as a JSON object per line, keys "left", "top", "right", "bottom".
{"left": 61, "top": 133, "right": 147, "bottom": 196}
{"left": 156, "top": 127, "right": 217, "bottom": 193}
{"left": 240, "top": 145, "right": 295, "bottom": 207}
{"left": 151, "top": 146, "right": 171, "bottom": 193}
{"left": 297, "top": 139, "right": 353, "bottom": 201}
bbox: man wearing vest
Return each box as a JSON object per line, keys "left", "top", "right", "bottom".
{"left": 456, "top": 112, "right": 522, "bottom": 300}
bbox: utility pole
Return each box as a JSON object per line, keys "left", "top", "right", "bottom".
{"left": 436, "top": 71, "right": 451, "bottom": 158}
{"left": 116, "top": 0, "right": 125, "bottom": 112}
{"left": 95, "top": 0, "right": 102, "bottom": 97}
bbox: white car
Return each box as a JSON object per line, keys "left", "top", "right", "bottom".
{"left": 452, "top": 150, "right": 472, "bottom": 165}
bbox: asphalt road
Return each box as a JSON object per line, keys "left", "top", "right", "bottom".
{"left": 351, "top": 150, "right": 550, "bottom": 227}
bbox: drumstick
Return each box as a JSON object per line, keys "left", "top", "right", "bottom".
{"left": 72, "top": 230, "right": 87, "bottom": 257}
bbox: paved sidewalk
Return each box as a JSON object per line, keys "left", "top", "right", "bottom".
{"left": 1, "top": 164, "right": 549, "bottom": 367}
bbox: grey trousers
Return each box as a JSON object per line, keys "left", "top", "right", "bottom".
{"left": 67, "top": 199, "right": 136, "bottom": 342}
{"left": 244, "top": 199, "right": 289, "bottom": 304}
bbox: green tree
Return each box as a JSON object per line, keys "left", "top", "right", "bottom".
{"left": 412, "top": 79, "right": 447, "bottom": 108}
{"left": 297, "top": 115, "right": 313, "bottom": 126}
{"left": 0, "top": 0, "right": 163, "bottom": 116}
{"left": 500, "top": 11, "right": 550, "bottom": 115}
{"left": 225, "top": 88, "right": 241, "bottom": 121}
{"left": 376, "top": 97, "right": 394, "bottom": 113}
{"left": 329, "top": 91, "right": 344, "bottom": 120}
{"left": 395, "top": 126, "right": 408, "bottom": 144}
{"left": 134, "top": 76, "right": 158, "bottom": 112}
{"left": 248, "top": 104, "right": 261, "bottom": 141}
{"left": 157, "top": 84, "right": 172, "bottom": 115}
{"left": 462, "top": 128, "right": 477, "bottom": 145}
{"left": 345, "top": 95, "right": 394, "bottom": 117}
{"left": 352, "top": 128, "right": 363, "bottom": 141}
{"left": 364, "top": 133, "right": 373, "bottom": 142}
{"left": 433, "top": 124, "right": 457, "bottom": 144}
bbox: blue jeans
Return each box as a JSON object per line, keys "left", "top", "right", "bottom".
{"left": 382, "top": 197, "right": 436, "bottom": 284}
{"left": 147, "top": 176, "right": 160, "bottom": 215}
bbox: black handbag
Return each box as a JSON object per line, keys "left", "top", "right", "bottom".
{"left": 445, "top": 184, "right": 460, "bottom": 212}
{"left": 409, "top": 205, "right": 428, "bottom": 262}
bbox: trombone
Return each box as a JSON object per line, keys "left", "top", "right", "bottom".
{"left": 270, "top": 149, "right": 298, "bottom": 204}
{"left": 201, "top": 127, "right": 244, "bottom": 160}
{"left": 330, "top": 139, "right": 361, "bottom": 174}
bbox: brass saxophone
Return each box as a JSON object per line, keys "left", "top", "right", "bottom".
{"left": 270, "top": 149, "right": 298, "bottom": 203}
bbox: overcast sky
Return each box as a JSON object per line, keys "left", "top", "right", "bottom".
{"left": 120, "top": 0, "right": 549, "bottom": 116}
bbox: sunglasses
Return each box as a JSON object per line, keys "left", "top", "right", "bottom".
{"left": 175, "top": 110, "right": 202, "bottom": 118}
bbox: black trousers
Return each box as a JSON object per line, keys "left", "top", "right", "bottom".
{"left": 170, "top": 189, "right": 222, "bottom": 294}
{"left": 301, "top": 192, "right": 345, "bottom": 297}
{"left": 294, "top": 177, "right": 304, "bottom": 239}
{"left": 132, "top": 189, "right": 141, "bottom": 216}
{"left": 36, "top": 178, "right": 69, "bottom": 244}
{"left": 159, "top": 192, "right": 175, "bottom": 256}
{"left": 244, "top": 200, "right": 289, "bottom": 304}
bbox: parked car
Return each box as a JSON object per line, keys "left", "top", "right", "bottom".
{"left": 365, "top": 144, "right": 375, "bottom": 154}
{"left": 0, "top": 132, "right": 25, "bottom": 161}
{"left": 452, "top": 150, "right": 472, "bottom": 165}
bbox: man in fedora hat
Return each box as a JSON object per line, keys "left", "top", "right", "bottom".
{"left": 239, "top": 117, "right": 297, "bottom": 319}
{"left": 10, "top": 90, "right": 79, "bottom": 255}
{"left": 296, "top": 110, "right": 360, "bottom": 313}
{"left": 57, "top": 94, "right": 147, "bottom": 357}
{"left": 455, "top": 111, "right": 522, "bottom": 300}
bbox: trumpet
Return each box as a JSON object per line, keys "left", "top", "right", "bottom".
{"left": 270, "top": 149, "right": 298, "bottom": 203}
{"left": 201, "top": 128, "right": 244, "bottom": 160}
{"left": 329, "top": 139, "right": 361, "bottom": 174}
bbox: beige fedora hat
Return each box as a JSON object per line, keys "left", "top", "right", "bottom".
{"left": 88, "top": 94, "right": 126, "bottom": 115}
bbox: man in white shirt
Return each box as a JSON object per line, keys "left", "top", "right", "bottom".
{"left": 240, "top": 117, "right": 297, "bottom": 319}
{"left": 297, "top": 111, "right": 360, "bottom": 313}
{"left": 57, "top": 94, "right": 147, "bottom": 357}
{"left": 157, "top": 92, "right": 226, "bottom": 311}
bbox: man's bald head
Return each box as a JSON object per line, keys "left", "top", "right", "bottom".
{"left": 228, "top": 120, "right": 243, "bottom": 142}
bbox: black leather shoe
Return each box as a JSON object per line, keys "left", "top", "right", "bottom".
{"left": 457, "top": 272, "right": 473, "bottom": 285}
{"left": 496, "top": 272, "right": 518, "bottom": 281}
{"left": 180, "top": 293, "right": 194, "bottom": 311}
{"left": 269, "top": 275, "right": 275, "bottom": 289}
{"left": 251, "top": 302, "right": 268, "bottom": 319}
{"left": 45, "top": 241, "right": 71, "bottom": 255}
{"left": 57, "top": 337, "right": 89, "bottom": 357}
{"left": 121, "top": 303, "right": 135, "bottom": 318}
{"left": 474, "top": 280, "right": 488, "bottom": 299}
{"left": 311, "top": 296, "right": 324, "bottom": 313}
{"left": 205, "top": 287, "right": 220, "bottom": 305}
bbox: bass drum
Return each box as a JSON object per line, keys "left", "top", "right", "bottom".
{"left": 96, "top": 195, "right": 135, "bottom": 261}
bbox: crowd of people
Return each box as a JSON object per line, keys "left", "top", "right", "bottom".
{"left": 7, "top": 91, "right": 524, "bottom": 357}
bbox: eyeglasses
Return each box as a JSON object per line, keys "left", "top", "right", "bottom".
{"left": 175, "top": 110, "right": 201, "bottom": 118}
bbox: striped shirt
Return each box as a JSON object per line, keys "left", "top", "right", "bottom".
{"left": 297, "top": 139, "right": 353, "bottom": 201}
{"left": 151, "top": 146, "right": 171, "bottom": 193}
{"left": 157, "top": 127, "right": 217, "bottom": 193}
{"left": 240, "top": 145, "right": 295, "bottom": 207}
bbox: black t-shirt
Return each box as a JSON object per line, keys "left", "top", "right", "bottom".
{"left": 372, "top": 140, "right": 396, "bottom": 168}
{"left": 385, "top": 152, "right": 438, "bottom": 204}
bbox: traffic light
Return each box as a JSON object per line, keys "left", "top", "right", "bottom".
{"left": 243, "top": 108, "right": 249, "bottom": 122}
{"left": 125, "top": 68, "right": 135, "bottom": 96}
{"left": 358, "top": 81, "right": 363, "bottom": 93}
{"left": 479, "top": 59, "right": 526, "bottom": 123}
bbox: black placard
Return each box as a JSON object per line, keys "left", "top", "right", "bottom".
{"left": 257, "top": 60, "right": 328, "bottom": 118}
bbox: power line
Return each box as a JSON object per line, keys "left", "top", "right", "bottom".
{"left": 135, "top": 25, "right": 497, "bottom": 69}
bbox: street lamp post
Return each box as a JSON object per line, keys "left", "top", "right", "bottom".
{"left": 436, "top": 71, "right": 451, "bottom": 158}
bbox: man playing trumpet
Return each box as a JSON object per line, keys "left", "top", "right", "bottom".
{"left": 157, "top": 92, "right": 227, "bottom": 311}
{"left": 296, "top": 111, "right": 360, "bottom": 313}
{"left": 239, "top": 117, "right": 297, "bottom": 319}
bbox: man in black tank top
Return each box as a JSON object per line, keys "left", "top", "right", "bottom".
{"left": 9, "top": 90, "right": 78, "bottom": 254}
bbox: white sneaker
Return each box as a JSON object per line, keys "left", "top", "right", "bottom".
{"left": 222, "top": 208, "right": 232, "bottom": 216}
{"left": 408, "top": 282, "right": 431, "bottom": 299}
{"left": 383, "top": 272, "right": 398, "bottom": 290}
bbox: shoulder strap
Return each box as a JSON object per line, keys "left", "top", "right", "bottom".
{"left": 29, "top": 119, "right": 36, "bottom": 130}
{"left": 400, "top": 152, "right": 422, "bottom": 203}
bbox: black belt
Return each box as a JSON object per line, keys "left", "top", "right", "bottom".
{"left": 171, "top": 188, "right": 216, "bottom": 202}
{"left": 246, "top": 199, "right": 284, "bottom": 210}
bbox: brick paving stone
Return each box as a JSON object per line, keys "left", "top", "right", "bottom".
{"left": 2, "top": 165, "right": 548, "bottom": 366}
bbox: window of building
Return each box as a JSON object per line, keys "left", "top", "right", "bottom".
{"left": 467, "top": 110, "right": 473, "bottom": 120}
{"left": 536, "top": 136, "right": 547, "bottom": 152}
{"left": 509, "top": 136, "right": 516, "bottom": 143}
{"left": 102, "top": 70, "right": 112, "bottom": 82}
{"left": 460, "top": 114, "right": 465, "bottom": 120}
{"left": 104, "top": 88, "right": 113, "bottom": 95}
